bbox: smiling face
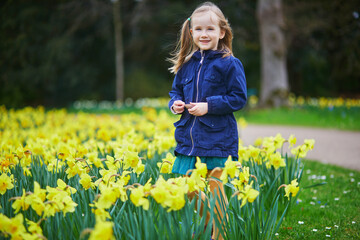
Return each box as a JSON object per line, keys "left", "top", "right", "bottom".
{"left": 190, "top": 11, "right": 225, "bottom": 51}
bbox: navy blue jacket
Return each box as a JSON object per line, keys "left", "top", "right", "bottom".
{"left": 169, "top": 50, "right": 247, "bottom": 158}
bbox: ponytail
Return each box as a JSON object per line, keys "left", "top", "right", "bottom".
{"left": 168, "top": 18, "right": 196, "bottom": 74}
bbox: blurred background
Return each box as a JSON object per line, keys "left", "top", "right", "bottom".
{"left": 1, "top": 0, "right": 359, "bottom": 108}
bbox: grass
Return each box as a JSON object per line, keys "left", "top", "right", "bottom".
{"left": 68, "top": 105, "right": 360, "bottom": 131}
{"left": 236, "top": 106, "right": 360, "bottom": 131}
{"left": 276, "top": 159, "right": 360, "bottom": 240}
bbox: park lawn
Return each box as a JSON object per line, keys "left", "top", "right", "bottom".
{"left": 236, "top": 107, "right": 360, "bottom": 131}
{"left": 276, "top": 159, "right": 360, "bottom": 240}
{"left": 70, "top": 105, "right": 360, "bottom": 131}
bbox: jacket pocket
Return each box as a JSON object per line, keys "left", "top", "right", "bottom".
{"left": 182, "top": 76, "right": 194, "bottom": 103}
{"left": 205, "top": 72, "right": 222, "bottom": 83}
{"left": 174, "top": 116, "right": 191, "bottom": 145}
{"left": 196, "top": 115, "right": 227, "bottom": 148}
{"left": 203, "top": 72, "right": 226, "bottom": 96}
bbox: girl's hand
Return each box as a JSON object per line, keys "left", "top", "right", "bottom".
{"left": 172, "top": 100, "right": 185, "bottom": 114}
{"left": 188, "top": 102, "right": 208, "bottom": 116}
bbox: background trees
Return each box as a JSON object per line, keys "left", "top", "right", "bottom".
{"left": 1, "top": 0, "right": 359, "bottom": 108}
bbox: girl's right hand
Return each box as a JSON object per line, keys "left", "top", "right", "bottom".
{"left": 172, "top": 100, "right": 185, "bottom": 114}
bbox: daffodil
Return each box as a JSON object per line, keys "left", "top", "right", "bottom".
{"left": 195, "top": 157, "right": 207, "bottom": 178}
{"left": 273, "top": 133, "right": 286, "bottom": 149}
{"left": 130, "top": 186, "right": 149, "bottom": 210}
{"left": 57, "top": 179, "right": 77, "bottom": 195}
{"left": 237, "top": 181, "right": 259, "bottom": 207}
{"left": 284, "top": 179, "right": 299, "bottom": 200}
{"left": 0, "top": 173, "right": 14, "bottom": 195}
{"left": 288, "top": 134, "right": 297, "bottom": 147}
{"left": 89, "top": 220, "right": 115, "bottom": 240}
{"left": 220, "top": 156, "right": 239, "bottom": 184}
{"left": 97, "top": 187, "right": 118, "bottom": 209}
{"left": 157, "top": 152, "right": 175, "bottom": 174}
{"left": 269, "top": 152, "right": 286, "bottom": 169}
{"left": 11, "top": 189, "right": 30, "bottom": 213}
{"left": 304, "top": 139, "right": 315, "bottom": 151}
{"left": 79, "top": 173, "right": 95, "bottom": 190}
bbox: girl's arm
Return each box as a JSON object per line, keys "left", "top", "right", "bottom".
{"left": 206, "top": 58, "right": 247, "bottom": 115}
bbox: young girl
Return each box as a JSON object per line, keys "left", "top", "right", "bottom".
{"left": 168, "top": 2, "right": 247, "bottom": 239}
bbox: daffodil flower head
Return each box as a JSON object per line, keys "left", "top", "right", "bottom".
{"left": 238, "top": 181, "right": 259, "bottom": 207}
{"left": 269, "top": 152, "right": 286, "bottom": 170}
{"left": 0, "top": 173, "right": 14, "bottom": 195}
{"left": 288, "top": 134, "right": 297, "bottom": 148}
{"left": 195, "top": 157, "right": 207, "bottom": 178}
{"left": 284, "top": 179, "right": 299, "bottom": 200}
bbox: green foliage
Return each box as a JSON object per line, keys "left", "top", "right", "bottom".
{"left": 1, "top": 0, "right": 359, "bottom": 107}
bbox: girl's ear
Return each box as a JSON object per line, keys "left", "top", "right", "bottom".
{"left": 190, "top": 28, "right": 193, "bottom": 36}
{"left": 220, "top": 29, "right": 225, "bottom": 39}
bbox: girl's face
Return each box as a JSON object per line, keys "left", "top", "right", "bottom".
{"left": 190, "top": 11, "right": 225, "bottom": 51}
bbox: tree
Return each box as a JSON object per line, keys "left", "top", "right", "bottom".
{"left": 257, "top": 0, "right": 289, "bottom": 107}
{"left": 112, "top": 0, "right": 124, "bottom": 102}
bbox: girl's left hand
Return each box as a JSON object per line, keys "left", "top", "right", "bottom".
{"left": 188, "top": 102, "right": 208, "bottom": 116}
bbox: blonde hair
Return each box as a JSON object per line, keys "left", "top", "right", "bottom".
{"left": 168, "top": 2, "right": 233, "bottom": 74}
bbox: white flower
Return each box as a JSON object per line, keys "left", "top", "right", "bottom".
{"left": 312, "top": 196, "right": 317, "bottom": 200}
{"left": 310, "top": 201, "right": 316, "bottom": 205}
{"left": 298, "top": 221, "right": 304, "bottom": 225}
{"left": 334, "top": 198, "right": 340, "bottom": 201}
{"left": 352, "top": 221, "right": 356, "bottom": 224}
{"left": 325, "top": 227, "right": 331, "bottom": 230}
{"left": 306, "top": 169, "right": 311, "bottom": 174}
{"left": 349, "top": 173, "right": 354, "bottom": 176}
{"left": 326, "top": 235, "right": 331, "bottom": 237}
{"left": 320, "top": 205, "right": 325, "bottom": 208}
{"left": 275, "top": 233, "right": 279, "bottom": 236}
{"left": 350, "top": 178, "right": 355, "bottom": 182}
{"left": 313, "top": 229, "right": 318, "bottom": 232}
{"left": 330, "top": 174, "right": 334, "bottom": 178}
{"left": 334, "top": 225, "right": 339, "bottom": 228}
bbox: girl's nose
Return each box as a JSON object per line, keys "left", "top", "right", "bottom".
{"left": 200, "top": 31, "right": 208, "bottom": 37}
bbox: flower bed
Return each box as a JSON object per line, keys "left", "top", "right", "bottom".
{"left": 0, "top": 106, "right": 314, "bottom": 239}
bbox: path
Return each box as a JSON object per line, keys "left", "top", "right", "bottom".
{"left": 240, "top": 124, "right": 360, "bottom": 171}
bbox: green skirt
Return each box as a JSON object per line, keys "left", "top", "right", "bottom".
{"left": 172, "top": 154, "right": 233, "bottom": 175}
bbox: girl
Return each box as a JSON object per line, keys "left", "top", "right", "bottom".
{"left": 168, "top": 2, "right": 247, "bottom": 239}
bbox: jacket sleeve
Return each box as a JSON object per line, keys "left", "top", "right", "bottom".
{"left": 168, "top": 72, "right": 184, "bottom": 111}
{"left": 206, "top": 58, "right": 247, "bottom": 115}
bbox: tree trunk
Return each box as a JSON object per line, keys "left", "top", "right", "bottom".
{"left": 257, "top": 0, "right": 289, "bottom": 107}
{"left": 113, "top": 0, "right": 124, "bottom": 102}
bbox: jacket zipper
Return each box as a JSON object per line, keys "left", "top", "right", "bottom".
{"left": 188, "top": 51, "right": 205, "bottom": 156}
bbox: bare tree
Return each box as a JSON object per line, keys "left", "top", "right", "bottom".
{"left": 112, "top": 0, "right": 124, "bottom": 102}
{"left": 257, "top": 0, "right": 289, "bottom": 107}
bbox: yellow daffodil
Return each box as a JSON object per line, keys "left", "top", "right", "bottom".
{"left": 57, "top": 179, "right": 77, "bottom": 195}
{"left": 195, "top": 157, "right": 207, "bottom": 178}
{"left": 237, "top": 181, "right": 259, "bottom": 207}
{"left": 288, "top": 134, "right": 297, "bottom": 148}
{"left": 284, "top": 179, "right": 300, "bottom": 200}
{"left": 130, "top": 186, "right": 149, "bottom": 210}
{"left": 11, "top": 189, "right": 30, "bottom": 213}
{"left": 0, "top": 173, "right": 14, "bottom": 195}
{"left": 89, "top": 220, "right": 115, "bottom": 240}
{"left": 79, "top": 173, "right": 96, "bottom": 190}
{"left": 269, "top": 152, "right": 286, "bottom": 170}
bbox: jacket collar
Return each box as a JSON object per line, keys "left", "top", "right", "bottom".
{"left": 191, "top": 49, "right": 224, "bottom": 60}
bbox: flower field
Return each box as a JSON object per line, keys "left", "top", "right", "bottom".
{"left": 0, "top": 106, "right": 315, "bottom": 240}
